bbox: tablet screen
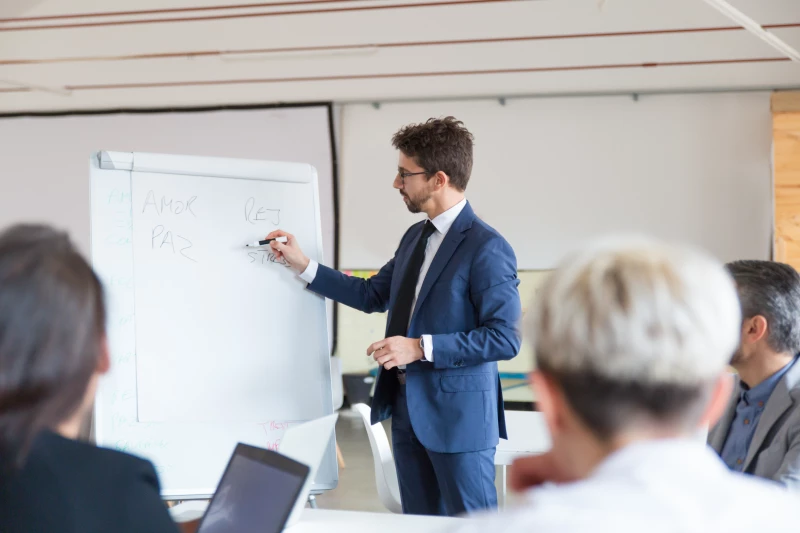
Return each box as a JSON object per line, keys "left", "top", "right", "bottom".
{"left": 198, "top": 447, "right": 308, "bottom": 533}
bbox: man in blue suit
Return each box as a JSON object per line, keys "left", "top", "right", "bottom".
{"left": 267, "top": 117, "right": 521, "bottom": 516}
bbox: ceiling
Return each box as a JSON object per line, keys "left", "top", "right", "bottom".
{"left": 0, "top": 0, "right": 799, "bottom": 113}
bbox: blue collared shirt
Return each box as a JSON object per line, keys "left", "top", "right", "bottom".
{"left": 720, "top": 357, "right": 797, "bottom": 471}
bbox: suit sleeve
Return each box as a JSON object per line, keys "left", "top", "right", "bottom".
{"left": 305, "top": 227, "right": 419, "bottom": 314}
{"left": 774, "top": 422, "right": 800, "bottom": 490}
{"left": 122, "top": 459, "right": 181, "bottom": 533}
{"left": 431, "top": 235, "right": 522, "bottom": 369}
{"left": 306, "top": 259, "right": 394, "bottom": 314}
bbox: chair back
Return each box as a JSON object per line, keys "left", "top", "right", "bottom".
{"left": 352, "top": 403, "right": 402, "bottom": 513}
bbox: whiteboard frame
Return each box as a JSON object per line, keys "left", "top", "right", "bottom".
{"left": 90, "top": 150, "right": 336, "bottom": 499}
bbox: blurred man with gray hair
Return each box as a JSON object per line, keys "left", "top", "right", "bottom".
{"left": 708, "top": 260, "right": 800, "bottom": 489}
{"left": 449, "top": 238, "right": 796, "bottom": 533}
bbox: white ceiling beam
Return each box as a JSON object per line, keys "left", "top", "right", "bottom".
{"left": 701, "top": 0, "right": 800, "bottom": 62}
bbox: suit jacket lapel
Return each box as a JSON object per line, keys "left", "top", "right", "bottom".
{"left": 709, "top": 374, "right": 739, "bottom": 453}
{"left": 410, "top": 202, "right": 474, "bottom": 324}
{"left": 743, "top": 361, "right": 800, "bottom": 470}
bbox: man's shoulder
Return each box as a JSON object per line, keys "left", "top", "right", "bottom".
{"left": 469, "top": 215, "right": 503, "bottom": 239}
{"left": 784, "top": 357, "right": 800, "bottom": 393}
{"left": 773, "top": 360, "right": 800, "bottom": 435}
{"left": 465, "top": 217, "right": 513, "bottom": 255}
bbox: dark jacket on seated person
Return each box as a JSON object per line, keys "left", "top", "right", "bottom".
{"left": 0, "top": 430, "right": 179, "bottom": 533}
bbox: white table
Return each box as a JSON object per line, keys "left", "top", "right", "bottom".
{"left": 495, "top": 410, "right": 551, "bottom": 504}
{"left": 170, "top": 504, "right": 460, "bottom": 532}
{"left": 292, "top": 509, "right": 460, "bottom": 532}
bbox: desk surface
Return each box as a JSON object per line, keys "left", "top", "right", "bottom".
{"left": 170, "top": 504, "right": 460, "bottom": 533}
{"left": 292, "top": 509, "right": 460, "bottom": 533}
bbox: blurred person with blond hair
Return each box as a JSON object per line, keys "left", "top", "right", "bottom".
{"left": 450, "top": 237, "right": 797, "bottom": 533}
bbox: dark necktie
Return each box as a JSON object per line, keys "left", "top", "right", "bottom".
{"left": 386, "top": 220, "right": 437, "bottom": 339}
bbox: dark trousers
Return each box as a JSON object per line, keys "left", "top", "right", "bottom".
{"left": 391, "top": 382, "right": 497, "bottom": 516}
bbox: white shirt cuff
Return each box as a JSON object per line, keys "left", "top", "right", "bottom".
{"left": 298, "top": 260, "right": 319, "bottom": 284}
{"left": 422, "top": 334, "right": 433, "bottom": 362}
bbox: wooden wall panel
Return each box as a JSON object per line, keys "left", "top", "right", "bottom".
{"left": 773, "top": 92, "right": 800, "bottom": 268}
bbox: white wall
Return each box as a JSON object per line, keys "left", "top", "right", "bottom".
{"left": 338, "top": 92, "right": 773, "bottom": 270}
{"left": 0, "top": 106, "right": 335, "bottom": 265}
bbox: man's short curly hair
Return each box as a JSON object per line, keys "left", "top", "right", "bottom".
{"left": 391, "top": 116, "right": 474, "bottom": 192}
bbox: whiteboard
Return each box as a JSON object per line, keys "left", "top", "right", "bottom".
{"left": 90, "top": 151, "right": 337, "bottom": 498}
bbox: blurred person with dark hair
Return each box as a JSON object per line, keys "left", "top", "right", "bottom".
{"left": 266, "top": 117, "right": 522, "bottom": 516}
{"left": 0, "top": 224, "right": 179, "bottom": 533}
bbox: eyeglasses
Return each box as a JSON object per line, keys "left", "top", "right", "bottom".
{"left": 397, "top": 170, "right": 428, "bottom": 184}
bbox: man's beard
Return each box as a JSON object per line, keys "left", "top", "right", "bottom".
{"left": 401, "top": 191, "right": 431, "bottom": 214}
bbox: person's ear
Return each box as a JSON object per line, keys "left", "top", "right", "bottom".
{"left": 743, "top": 315, "right": 768, "bottom": 345}
{"left": 432, "top": 171, "right": 449, "bottom": 190}
{"left": 698, "top": 373, "right": 734, "bottom": 429}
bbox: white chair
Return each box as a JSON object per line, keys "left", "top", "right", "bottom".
{"left": 351, "top": 403, "right": 403, "bottom": 514}
{"left": 330, "top": 356, "right": 344, "bottom": 411}
{"left": 329, "top": 356, "right": 346, "bottom": 469}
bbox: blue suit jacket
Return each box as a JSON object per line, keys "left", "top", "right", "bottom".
{"left": 308, "top": 202, "right": 521, "bottom": 453}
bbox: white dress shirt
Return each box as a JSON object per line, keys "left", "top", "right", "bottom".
{"left": 448, "top": 438, "right": 798, "bottom": 533}
{"left": 299, "top": 198, "right": 467, "bottom": 364}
